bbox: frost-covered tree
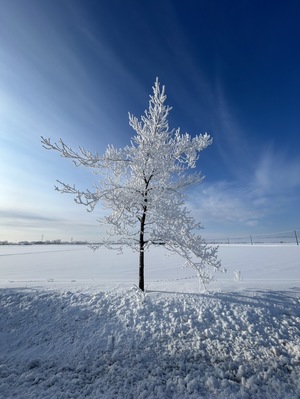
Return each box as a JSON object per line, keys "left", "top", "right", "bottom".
{"left": 41, "top": 79, "right": 221, "bottom": 291}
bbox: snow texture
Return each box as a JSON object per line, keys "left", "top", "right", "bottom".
{"left": 0, "top": 244, "right": 300, "bottom": 398}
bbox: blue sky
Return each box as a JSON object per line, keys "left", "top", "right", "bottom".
{"left": 1, "top": 0, "right": 300, "bottom": 242}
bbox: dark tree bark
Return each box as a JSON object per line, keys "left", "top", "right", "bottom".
{"left": 139, "top": 175, "right": 150, "bottom": 291}
{"left": 139, "top": 206, "right": 146, "bottom": 291}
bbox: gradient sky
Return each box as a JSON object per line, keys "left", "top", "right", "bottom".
{"left": 1, "top": 0, "right": 300, "bottom": 242}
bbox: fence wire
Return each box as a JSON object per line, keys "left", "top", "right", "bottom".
{"left": 204, "top": 229, "right": 300, "bottom": 245}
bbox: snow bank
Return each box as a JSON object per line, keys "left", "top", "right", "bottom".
{"left": 1, "top": 287, "right": 300, "bottom": 398}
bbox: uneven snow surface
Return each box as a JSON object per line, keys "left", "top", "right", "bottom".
{"left": 0, "top": 245, "right": 300, "bottom": 398}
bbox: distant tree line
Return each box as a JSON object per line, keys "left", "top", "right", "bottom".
{"left": 0, "top": 240, "right": 89, "bottom": 246}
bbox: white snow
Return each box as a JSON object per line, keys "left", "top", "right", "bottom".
{"left": 1, "top": 244, "right": 300, "bottom": 398}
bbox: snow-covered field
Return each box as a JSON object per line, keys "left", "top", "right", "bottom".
{"left": 1, "top": 244, "right": 300, "bottom": 398}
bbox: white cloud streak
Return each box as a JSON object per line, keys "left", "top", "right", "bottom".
{"left": 190, "top": 146, "right": 300, "bottom": 231}
{"left": 253, "top": 146, "right": 300, "bottom": 195}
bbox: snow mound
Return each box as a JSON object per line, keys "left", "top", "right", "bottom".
{"left": 1, "top": 287, "right": 300, "bottom": 398}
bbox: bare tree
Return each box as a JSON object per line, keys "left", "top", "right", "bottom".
{"left": 42, "top": 79, "right": 221, "bottom": 291}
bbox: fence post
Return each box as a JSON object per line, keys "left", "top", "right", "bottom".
{"left": 294, "top": 230, "right": 299, "bottom": 246}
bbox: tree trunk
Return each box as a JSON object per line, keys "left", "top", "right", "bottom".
{"left": 139, "top": 209, "right": 146, "bottom": 291}
{"left": 139, "top": 176, "right": 151, "bottom": 291}
{"left": 139, "top": 235, "right": 145, "bottom": 291}
{"left": 139, "top": 207, "right": 146, "bottom": 291}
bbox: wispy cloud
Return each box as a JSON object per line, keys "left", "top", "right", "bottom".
{"left": 0, "top": 208, "right": 102, "bottom": 242}
{"left": 190, "top": 181, "right": 263, "bottom": 228}
{"left": 253, "top": 146, "right": 300, "bottom": 195}
{"left": 211, "top": 77, "right": 256, "bottom": 178}
{"left": 190, "top": 145, "right": 300, "bottom": 231}
{"left": 0, "top": 210, "right": 62, "bottom": 223}
{"left": 189, "top": 71, "right": 300, "bottom": 232}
